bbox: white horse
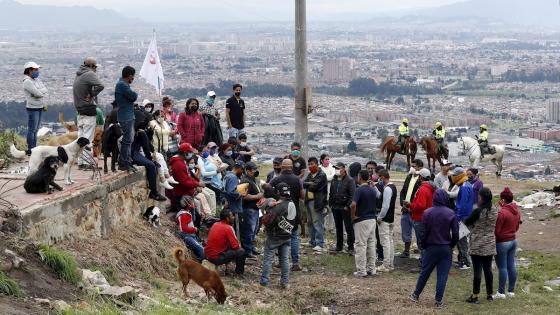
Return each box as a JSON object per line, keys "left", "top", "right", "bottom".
{"left": 458, "top": 136, "right": 505, "bottom": 177}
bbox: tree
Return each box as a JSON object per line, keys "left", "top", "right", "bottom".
{"left": 348, "top": 78, "right": 377, "bottom": 96}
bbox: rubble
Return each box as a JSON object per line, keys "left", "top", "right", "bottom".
{"left": 545, "top": 279, "right": 560, "bottom": 287}
{"left": 3, "top": 249, "right": 25, "bottom": 269}
{"left": 53, "top": 300, "right": 70, "bottom": 312}
{"left": 80, "top": 269, "right": 138, "bottom": 304}
{"left": 520, "top": 192, "right": 555, "bottom": 209}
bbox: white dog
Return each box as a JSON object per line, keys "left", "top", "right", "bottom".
{"left": 28, "top": 137, "right": 90, "bottom": 185}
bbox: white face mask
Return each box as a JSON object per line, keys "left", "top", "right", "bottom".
{"left": 157, "top": 117, "right": 163, "bottom": 123}
{"left": 335, "top": 170, "right": 341, "bottom": 176}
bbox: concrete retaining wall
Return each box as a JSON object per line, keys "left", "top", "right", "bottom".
{"left": 17, "top": 169, "right": 151, "bottom": 244}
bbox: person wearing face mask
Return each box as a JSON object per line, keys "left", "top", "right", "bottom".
{"left": 197, "top": 143, "right": 225, "bottom": 206}
{"left": 201, "top": 91, "right": 224, "bottom": 146}
{"left": 162, "top": 96, "right": 177, "bottom": 124}
{"left": 114, "top": 65, "right": 137, "bottom": 172}
{"left": 22, "top": 61, "right": 48, "bottom": 155}
{"left": 236, "top": 133, "right": 256, "bottom": 163}
{"left": 240, "top": 162, "right": 264, "bottom": 258}
{"left": 219, "top": 144, "right": 235, "bottom": 172}
{"left": 222, "top": 161, "right": 247, "bottom": 237}
{"left": 206, "top": 142, "right": 229, "bottom": 174}
{"left": 177, "top": 98, "right": 205, "bottom": 148}
{"left": 320, "top": 154, "right": 336, "bottom": 233}
{"left": 303, "top": 157, "right": 328, "bottom": 253}
{"left": 225, "top": 83, "right": 246, "bottom": 139}
{"left": 285, "top": 142, "right": 307, "bottom": 178}
{"left": 169, "top": 143, "right": 206, "bottom": 212}
{"left": 266, "top": 157, "right": 284, "bottom": 183}
{"left": 149, "top": 110, "right": 172, "bottom": 155}
{"left": 467, "top": 168, "right": 484, "bottom": 207}
{"left": 399, "top": 158, "right": 423, "bottom": 258}
{"left": 329, "top": 162, "right": 356, "bottom": 255}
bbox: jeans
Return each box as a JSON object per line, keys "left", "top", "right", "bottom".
{"left": 260, "top": 239, "right": 290, "bottom": 286}
{"left": 353, "top": 219, "right": 377, "bottom": 275}
{"left": 77, "top": 115, "right": 96, "bottom": 165}
{"left": 132, "top": 148, "right": 158, "bottom": 194}
{"left": 118, "top": 119, "right": 135, "bottom": 166}
{"left": 378, "top": 221, "right": 394, "bottom": 268}
{"left": 306, "top": 201, "right": 324, "bottom": 247}
{"left": 179, "top": 232, "right": 205, "bottom": 262}
{"left": 471, "top": 255, "right": 493, "bottom": 296}
{"left": 291, "top": 225, "right": 300, "bottom": 265}
{"left": 207, "top": 248, "right": 246, "bottom": 274}
{"left": 401, "top": 212, "right": 413, "bottom": 243}
{"left": 412, "top": 220, "right": 425, "bottom": 261}
{"left": 457, "top": 236, "right": 471, "bottom": 266}
{"left": 495, "top": 240, "right": 518, "bottom": 294}
{"left": 26, "top": 109, "right": 42, "bottom": 150}
{"left": 227, "top": 127, "right": 245, "bottom": 139}
{"left": 413, "top": 245, "right": 452, "bottom": 303}
{"left": 332, "top": 207, "right": 355, "bottom": 251}
{"left": 241, "top": 208, "right": 259, "bottom": 254}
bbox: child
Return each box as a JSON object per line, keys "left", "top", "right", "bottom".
{"left": 176, "top": 196, "right": 205, "bottom": 262}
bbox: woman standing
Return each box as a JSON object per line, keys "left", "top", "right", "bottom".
{"left": 22, "top": 61, "right": 48, "bottom": 155}
{"left": 150, "top": 110, "right": 173, "bottom": 155}
{"left": 162, "top": 96, "right": 177, "bottom": 124}
{"left": 177, "top": 98, "right": 205, "bottom": 148}
{"left": 494, "top": 187, "right": 521, "bottom": 299}
{"left": 320, "top": 153, "right": 335, "bottom": 232}
{"left": 465, "top": 187, "right": 498, "bottom": 304}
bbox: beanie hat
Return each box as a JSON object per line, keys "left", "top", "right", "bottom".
{"left": 500, "top": 187, "right": 514, "bottom": 202}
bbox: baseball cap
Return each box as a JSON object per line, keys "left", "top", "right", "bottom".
{"left": 24, "top": 61, "right": 41, "bottom": 69}
{"left": 179, "top": 143, "right": 197, "bottom": 153}
{"left": 441, "top": 159, "right": 453, "bottom": 166}
{"left": 333, "top": 162, "right": 346, "bottom": 169}
{"left": 207, "top": 91, "right": 216, "bottom": 97}
{"left": 451, "top": 167, "right": 465, "bottom": 177}
{"left": 207, "top": 142, "right": 217, "bottom": 149}
{"left": 233, "top": 161, "right": 245, "bottom": 169}
{"left": 245, "top": 162, "right": 258, "bottom": 170}
{"left": 277, "top": 182, "right": 291, "bottom": 197}
{"left": 272, "top": 157, "right": 284, "bottom": 165}
{"left": 418, "top": 168, "right": 431, "bottom": 179}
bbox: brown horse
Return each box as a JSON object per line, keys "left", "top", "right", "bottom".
{"left": 380, "top": 136, "right": 417, "bottom": 170}
{"left": 419, "top": 136, "right": 448, "bottom": 172}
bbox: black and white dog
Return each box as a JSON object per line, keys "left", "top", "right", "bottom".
{"left": 102, "top": 123, "right": 123, "bottom": 173}
{"left": 24, "top": 156, "right": 64, "bottom": 194}
{"left": 28, "top": 137, "right": 90, "bottom": 185}
{"left": 143, "top": 206, "right": 161, "bottom": 227}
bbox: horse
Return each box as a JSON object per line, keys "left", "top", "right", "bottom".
{"left": 380, "top": 136, "right": 417, "bottom": 170}
{"left": 419, "top": 136, "right": 447, "bottom": 172}
{"left": 458, "top": 136, "right": 505, "bottom": 177}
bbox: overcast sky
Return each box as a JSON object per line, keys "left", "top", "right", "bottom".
{"left": 17, "top": 0, "right": 464, "bottom": 22}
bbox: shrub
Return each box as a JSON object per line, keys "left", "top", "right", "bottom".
{"left": 0, "top": 271, "right": 23, "bottom": 297}
{"left": 38, "top": 244, "right": 80, "bottom": 284}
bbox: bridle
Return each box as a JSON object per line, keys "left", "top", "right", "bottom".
{"left": 460, "top": 137, "right": 478, "bottom": 157}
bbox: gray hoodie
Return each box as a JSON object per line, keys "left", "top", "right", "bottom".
{"left": 73, "top": 65, "right": 104, "bottom": 116}
{"left": 23, "top": 76, "right": 48, "bottom": 109}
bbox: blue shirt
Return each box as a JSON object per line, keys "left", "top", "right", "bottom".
{"left": 456, "top": 181, "right": 474, "bottom": 221}
{"left": 222, "top": 172, "right": 242, "bottom": 214}
{"left": 353, "top": 184, "right": 377, "bottom": 223}
{"left": 115, "top": 78, "right": 138, "bottom": 122}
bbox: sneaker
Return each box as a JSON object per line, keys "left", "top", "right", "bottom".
{"left": 167, "top": 176, "right": 179, "bottom": 185}
{"left": 312, "top": 245, "right": 325, "bottom": 252}
{"left": 466, "top": 295, "right": 479, "bottom": 304}
{"left": 487, "top": 295, "right": 494, "bottom": 302}
{"left": 331, "top": 246, "right": 343, "bottom": 253}
{"left": 348, "top": 249, "right": 355, "bottom": 256}
{"left": 399, "top": 251, "right": 410, "bottom": 258}
{"left": 304, "top": 242, "right": 315, "bottom": 248}
{"left": 435, "top": 301, "right": 445, "bottom": 309}
{"left": 459, "top": 264, "right": 471, "bottom": 270}
{"left": 128, "top": 164, "right": 138, "bottom": 173}
{"left": 161, "top": 180, "right": 173, "bottom": 190}
{"left": 149, "top": 192, "right": 167, "bottom": 201}
{"left": 377, "top": 265, "right": 392, "bottom": 273}
{"left": 367, "top": 271, "right": 378, "bottom": 277}
{"left": 408, "top": 293, "right": 419, "bottom": 303}
{"left": 246, "top": 253, "right": 257, "bottom": 260}
{"left": 353, "top": 271, "right": 367, "bottom": 278}
{"left": 493, "top": 292, "right": 506, "bottom": 299}
{"left": 506, "top": 292, "right": 515, "bottom": 298}
{"left": 291, "top": 265, "right": 302, "bottom": 272}
{"left": 280, "top": 283, "right": 290, "bottom": 290}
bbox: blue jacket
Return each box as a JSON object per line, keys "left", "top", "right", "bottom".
{"left": 198, "top": 158, "right": 222, "bottom": 190}
{"left": 422, "top": 189, "right": 459, "bottom": 247}
{"left": 456, "top": 181, "right": 474, "bottom": 221}
{"left": 222, "top": 172, "right": 242, "bottom": 213}
{"left": 115, "top": 78, "right": 138, "bottom": 121}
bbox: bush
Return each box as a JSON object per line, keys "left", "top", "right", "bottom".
{"left": 0, "top": 271, "right": 23, "bottom": 297}
{"left": 38, "top": 244, "right": 80, "bottom": 284}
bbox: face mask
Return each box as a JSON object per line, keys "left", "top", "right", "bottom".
{"left": 274, "top": 167, "right": 281, "bottom": 173}
{"left": 202, "top": 152, "right": 209, "bottom": 159}
{"left": 146, "top": 106, "right": 154, "bottom": 113}
{"left": 409, "top": 167, "right": 416, "bottom": 175}
{"left": 335, "top": 170, "right": 341, "bottom": 176}
{"left": 309, "top": 165, "right": 318, "bottom": 173}
{"left": 189, "top": 163, "right": 196, "bottom": 170}
{"left": 234, "top": 92, "right": 241, "bottom": 97}
{"left": 291, "top": 150, "right": 301, "bottom": 157}
{"left": 322, "top": 160, "right": 330, "bottom": 167}
{"left": 186, "top": 153, "right": 194, "bottom": 160}
{"left": 209, "top": 148, "right": 216, "bottom": 156}
{"left": 254, "top": 170, "right": 260, "bottom": 178}
{"left": 189, "top": 105, "right": 198, "bottom": 112}
{"left": 207, "top": 98, "right": 215, "bottom": 105}
{"left": 225, "top": 151, "right": 233, "bottom": 157}
{"left": 156, "top": 117, "right": 163, "bottom": 123}
{"left": 31, "top": 71, "right": 40, "bottom": 79}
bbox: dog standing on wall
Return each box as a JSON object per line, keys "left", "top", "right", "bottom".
{"left": 102, "top": 123, "right": 123, "bottom": 173}
{"left": 24, "top": 156, "right": 63, "bottom": 194}
{"left": 28, "top": 137, "right": 90, "bottom": 185}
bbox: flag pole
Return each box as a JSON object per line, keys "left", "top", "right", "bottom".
{"left": 153, "top": 28, "right": 161, "bottom": 98}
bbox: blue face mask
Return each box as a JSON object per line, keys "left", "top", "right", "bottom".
{"left": 31, "top": 71, "right": 40, "bottom": 79}
{"left": 209, "top": 148, "right": 216, "bottom": 156}
{"left": 202, "top": 152, "right": 209, "bottom": 159}
{"left": 207, "top": 98, "right": 215, "bottom": 106}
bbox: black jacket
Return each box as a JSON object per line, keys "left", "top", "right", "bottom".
{"left": 303, "top": 169, "right": 328, "bottom": 210}
{"left": 400, "top": 174, "right": 422, "bottom": 206}
{"left": 329, "top": 174, "right": 355, "bottom": 209}
{"left": 265, "top": 198, "right": 296, "bottom": 242}
{"left": 202, "top": 113, "right": 223, "bottom": 145}
{"left": 270, "top": 170, "right": 303, "bottom": 225}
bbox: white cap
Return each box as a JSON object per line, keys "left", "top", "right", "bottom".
{"left": 418, "top": 168, "right": 431, "bottom": 179}
{"left": 142, "top": 99, "right": 154, "bottom": 107}
{"left": 24, "top": 61, "right": 41, "bottom": 69}
{"left": 207, "top": 91, "right": 216, "bottom": 97}
{"left": 441, "top": 159, "right": 453, "bottom": 166}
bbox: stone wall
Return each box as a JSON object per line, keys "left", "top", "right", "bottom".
{"left": 17, "top": 169, "right": 153, "bottom": 244}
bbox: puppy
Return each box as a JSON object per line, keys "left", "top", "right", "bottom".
{"left": 143, "top": 206, "right": 161, "bottom": 227}
{"left": 102, "top": 123, "right": 123, "bottom": 173}
{"left": 173, "top": 247, "right": 227, "bottom": 304}
{"left": 28, "top": 137, "right": 90, "bottom": 185}
{"left": 24, "top": 156, "right": 63, "bottom": 194}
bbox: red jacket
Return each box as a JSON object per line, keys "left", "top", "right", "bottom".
{"left": 495, "top": 202, "right": 521, "bottom": 243}
{"left": 176, "top": 209, "right": 197, "bottom": 234}
{"left": 177, "top": 111, "right": 205, "bottom": 148}
{"left": 169, "top": 155, "right": 199, "bottom": 197}
{"left": 410, "top": 182, "right": 434, "bottom": 222}
{"left": 204, "top": 221, "right": 240, "bottom": 260}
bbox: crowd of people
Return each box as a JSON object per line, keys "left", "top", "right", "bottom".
{"left": 21, "top": 59, "right": 522, "bottom": 309}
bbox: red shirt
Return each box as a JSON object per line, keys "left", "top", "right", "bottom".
{"left": 176, "top": 209, "right": 197, "bottom": 234}
{"left": 169, "top": 156, "right": 199, "bottom": 197}
{"left": 177, "top": 111, "right": 205, "bottom": 148}
{"left": 410, "top": 182, "right": 434, "bottom": 222}
{"left": 204, "top": 221, "right": 240, "bottom": 260}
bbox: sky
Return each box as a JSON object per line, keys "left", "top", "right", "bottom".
{"left": 17, "top": 0, "right": 464, "bottom": 22}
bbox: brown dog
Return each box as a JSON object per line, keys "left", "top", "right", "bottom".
{"left": 47, "top": 128, "right": 103, "bottom": 157}
{"left": 173, "top": 247, "right": 227, "bottom": 304}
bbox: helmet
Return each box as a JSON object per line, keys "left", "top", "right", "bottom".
{"left": 480, "top": 124, "right": 487, "bottom": 130}
{"left": 402, "top": 118, "right": 409, "bottom": 124}
{"left": 435, "top": 121, "right": 442, "bottom": 128}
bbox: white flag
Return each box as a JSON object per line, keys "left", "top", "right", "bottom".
{"left": 139, "top": 33, "right": 164, "bottom": 94}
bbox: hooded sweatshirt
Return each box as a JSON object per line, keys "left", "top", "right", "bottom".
{"left": 456, "top": 181, "right": 474, "bottom": 221}
{"left": 73, "top": 65, "right": 105, "bottom": 116}
{"left": 422, "top": 189, "right": 459, "bottom": 247}
{"left": 409, "top": 181, "right": 435, "bottom": 222}
{"left": 168, "top": 155, "right": 199, "bottom": 197}
{"left": 177, "top": 110, "right": 205, "bottom": 148}
{"left": 495, "top": 202, "right": 521, "bottom": 243}
{"left": 23, "top": 76, "right": 48, "bottom": 109}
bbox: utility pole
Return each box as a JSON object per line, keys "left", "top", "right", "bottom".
{"left": 295, "top": 0, "right": 309, "bottom": 159}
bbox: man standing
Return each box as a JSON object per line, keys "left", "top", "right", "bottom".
{"left": 434, "top": 160, "right": 452, "bottom": 190}
{"left": 303, "top": 157, "right": 328, "bottom": 253}
{"left": 403, "top": 168, "right": 434, "bottom": 266}
{"left": 115, "top": 66, "right": 138, "bottom": 172}
{"left": 205, "top": 209, "right": 247, "bottom": 276}
{"left": 225, "top": 83, "right": 245, "bottom": 139}
{"left": 73, "top": 57, "right": 104, "bottom": 169}
{"left": 202, "top": 90, "right": 223, "bottom": 146}
{"left": 266, "top": 157, "right": 284, "bottom": 183}
{"left": 240, "top": 162, "right": 264, "bottom": 258}
{"left": 450, "top": 167, "right": 474, "bottom": 269}
{"left": 351, "top": 170, "right": 378, "bottom": 277}
{"left": 329, "top": 162, "right": 356, "bottom": 255}
{"left": 222, "top": 162, "right": 246, "bottom": 236}
{"left": 270, "top": 159, "right": 304, "bottom": 271}
{"left": 409, "top": 189, "right": 459, "bottom": 309}
{"left": 374, "top": 169, "right": 397, "bottom": 272}
{"left": 399, "top": 159, "right": 423, "bottom": 258}
{"left": 286, "top": 142, "right": 307, "bottom": 178}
